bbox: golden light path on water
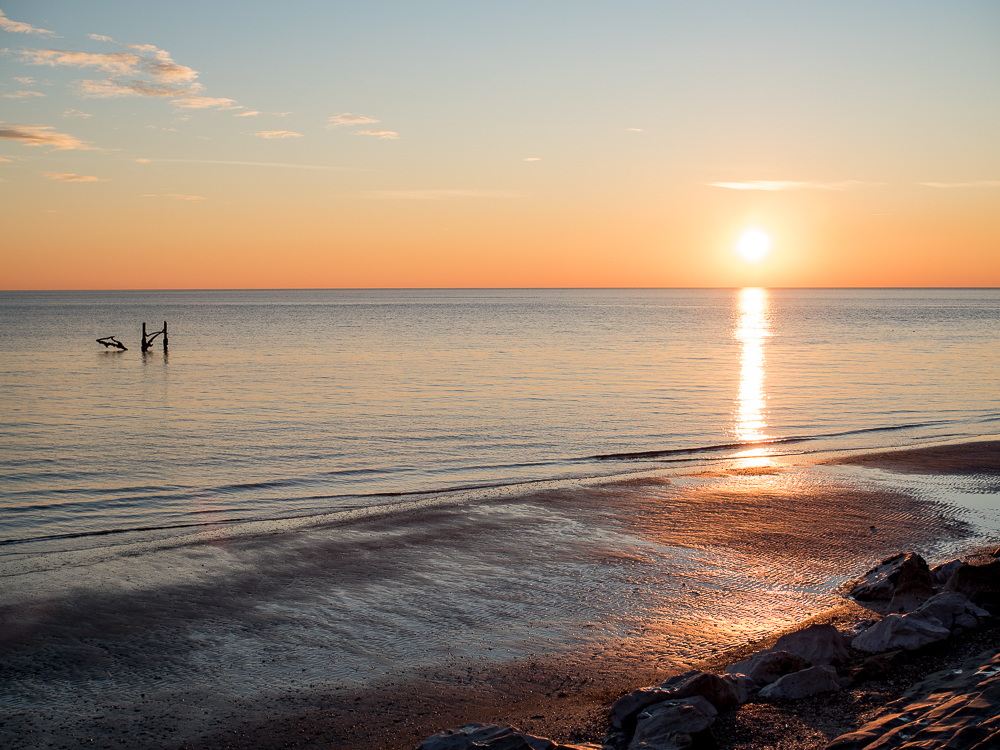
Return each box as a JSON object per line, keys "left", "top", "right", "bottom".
{"left": 734, "top": 287, "right": 772, "bottom": 467}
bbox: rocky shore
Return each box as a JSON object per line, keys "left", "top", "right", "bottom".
{"left": 415, "top": 547, "right": 1000, "bottom": 750}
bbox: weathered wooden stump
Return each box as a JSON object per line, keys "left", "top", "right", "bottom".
{"left": 141, "top": 321, "right": 168, "bottom": 352}
{"left": 96, "top": 336, "right": 127, "bottom": 351}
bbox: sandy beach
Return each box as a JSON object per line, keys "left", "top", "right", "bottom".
{"left": 2, "top": 440, "right": 998, "bottom": 749}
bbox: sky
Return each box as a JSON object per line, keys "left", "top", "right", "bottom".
{"left": 1, "top": 1, "right": 998, "bottom": 289}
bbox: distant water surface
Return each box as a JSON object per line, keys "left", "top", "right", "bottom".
{"left": 1, "top": 288, "right": 999, "bottom": 546}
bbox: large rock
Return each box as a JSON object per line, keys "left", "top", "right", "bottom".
{"left": 915, "top": 591, "right": 991, "bottom": 632}
{"left": 944, "top": 559, "right": 1000, "bottom": 604}
{"left": 742, "top": 650, "right": 811, "bottom": 685}
{"left": 826, "top": 648, "right": 1000, "bottom": 749}
{"left": 887, "top": 553, "right": 935, "bottom": 613}
{"left": 610, "top": 671, "right": 749, "bottom": 729}
{"left": 850, "top": 611, "right": 950, "bottom": 653}
{"left": 771, "top": 623, "right": 850, "bottom": 666}
{"left": 930, "top": 558, "right": 963, "bottom": 586}
{"left": 850, "top": 553, "right": 906, "bottom": 600}
{"left": 758, "top": 665, "right": 840, "bottom": 700}
{"left": 416, "top": 725, "right": 558, "bottom": 750}
{"left": 629, "top": 696, "right": 718, "bottom": 750}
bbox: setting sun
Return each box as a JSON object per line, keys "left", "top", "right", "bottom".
{"left": 737, "top": 230, "right": 771, "bottom": 263}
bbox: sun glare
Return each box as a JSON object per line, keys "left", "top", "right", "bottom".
{"left": 737, "top": 229, "right": 771, "bottom": 262}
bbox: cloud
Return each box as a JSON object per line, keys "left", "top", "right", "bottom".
{"left": 62, "top": 108, "right": 92, "bottom": 118}
{"left": 356, "top": 129, "right": 398, "bottom": 139}
{"left": 135, "top": 158, "right": 150, "bottom": 163}
{"left": 625, "top": 128, "right": 643, "bottom": 132}
{"left": 23, "top": 44, "right": 201, "bottom": 99}
{"left": 0, "top": 123, "right": 93, "bottom": 150}
{"left": 233, "top": 110, "right": 260, "bottom": 117}
{"left": 522, "top": 157, "right": 541, "bottom": 161}
{"left": 44, "top": 172, "right": 106, "bottom": 182}
{"left": 328, "top": 113, "right": 379, "bottom": 128}
{"left": 362, "top": 189, "right": 527, "bottom": 200}
{"left": 919, "top": 181, "right": 1000, "bottom": 188}
{"left": 168, "top": 194, "right": 204, "bottom": 201}
{"left": 0, "top": 156, "right": 11, "bottom": 162}
{"left": 88, "top": 34, "right": 114, "bottom": 42}
{"left": 13, "top": 76, "right": 35, "bottom": 84}
{"left": 172, "top": 96, "right": 240, "bottom": 110}
{"left": 707, "top": 180, "right": 872, "bottom": 191}
{"left": 254, "top": 130, "right": 303, "bottom": 139}
{"left": 273, "top": 112, "right": 291, "bottom": 117}
{"left": 3, "top": 90, "right": 44, "bottom": 98}
{"left": 0, "top": 9, "right": 55, "bottom": 36}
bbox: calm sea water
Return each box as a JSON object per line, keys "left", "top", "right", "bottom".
{"left": 2, "top": 288, "right": 999, "bottom": 548}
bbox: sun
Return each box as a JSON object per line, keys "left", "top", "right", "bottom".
{"left": 737, "top": 229, "right": 771, "bottom": 262}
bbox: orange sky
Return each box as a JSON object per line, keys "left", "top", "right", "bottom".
{"left": 2, "top": 1, "right": 998, "bottom": 289}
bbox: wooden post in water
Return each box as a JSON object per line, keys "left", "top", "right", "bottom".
{"left": 141, "top": 321, "right": 168, "bottom": 352}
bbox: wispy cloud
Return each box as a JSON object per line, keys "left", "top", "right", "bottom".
{"left": 625, "top": 128, "right": 643, "bottom": 132}
{"left": 23, "top": 43, "right": 203, "bottom": 100}
{"left": 328, "top": 113, "right": 380, "bottom": 128}
{"left": 172, "top": 96, "right": 240, "bottom": 110}
{"left": 168, "top": 194, "right": 204, "bottom": 201}
{"left": 0, "top": 123, "right": 93, "bottom": 150}
{"left": 362, "top": 189, "right": 526, "bottom": 200}
{"left": 0, "top": 9, "right": 55, "bottom": 36}
{"left": 356, "top": 129, "right": 398, "bottom": 139}
{"left": 919, "top": 181, "right": 1000, "bottom": 188}
{"left": 254, "top": 130, "right": 303, "bottom": 139}
{"left": 3, "top": 90, "right": 44, "bottom": 98}
{"left": 143, "top": 158, "right": 359, "bottom": 172}
{"left": 0, "top": 156, "right": 12, "bottom": 162}
{"left": 44, "top": 172, "right": 106, "bottom": 182}
{"left": 707, "top": 180, "right": 872, "bottom": 191}
{"left": 234, "top": 110, "right": 260, "bottom": 117}
{"left": 523, "top": 157, "right": 541, "bottom": 162}
{"left": 88, "top": 34, "right": 114, "bottom": 42}
{"left": 13, "top": 76, "right": 35, "bottom": 84}
{"left": 62, "top": 108, "right": 92, "bottom": 118}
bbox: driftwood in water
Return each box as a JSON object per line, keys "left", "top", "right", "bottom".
{"left": 141, "top": 321, "right": 168, "bottom": 352}
{"left": 96, "top": 336, "right": 127, "bottom": 351}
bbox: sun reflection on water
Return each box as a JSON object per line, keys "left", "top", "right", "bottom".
{"left": 734, "top": 288, "right": 772, "bottom": 467}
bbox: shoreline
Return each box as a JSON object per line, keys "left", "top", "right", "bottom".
{"left": 2, "top": 440, "right": 998, "bottom": 749}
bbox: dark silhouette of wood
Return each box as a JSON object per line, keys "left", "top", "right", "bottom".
{"left": 141, "top": 321, "right": 168, "bottom": 352}
{"left": 96, "top": 336, "right": 127, "bottom": 351}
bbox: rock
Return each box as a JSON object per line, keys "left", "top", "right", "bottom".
{"left": 887, "top": 553, "right": 935, "bottom": 613}
{"left": 915, "top": 591, "right": 991, "bottom": 632}
{"left": 850, "top": 611, "right": 950, "bottom": 653}
{"left": 854, "top": 650, "right": 907, "bottom": 681}
{"left": 758, "top": 665, "right": 841, "bottom": 700}
{"left": 826, "top": 648, "right": 1000, "bottom": 749}
{"left": 771, "top": 623, "right": 850, "bottom": 666}
{"left": 629, "top": 696, "right": 718, "bottom": 750}
{"left": 610, "top": 671, "right": 748, "bottom": 729}
{"left": 743, "top": 650, "right": 811, "bottom": 685}
{"left": 944, "top": 559, "right": 1000, "bottom": 604}
{"left": 930, "top": 558, "right": 963, "bottom": 585}
{"left": 850, "top": 553, "right": 906, "bottom": 600}
{"left": 416, "top": 724, "right": 554, "bottom": 750}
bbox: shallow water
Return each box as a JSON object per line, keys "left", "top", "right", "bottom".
{"left": 1, "top": 289, "right": 999, "bottom": 744}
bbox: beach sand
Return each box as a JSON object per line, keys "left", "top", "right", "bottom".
{"left": 1, "top": 441, "right": 997, "bottom": 749}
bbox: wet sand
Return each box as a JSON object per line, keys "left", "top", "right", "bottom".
{"left": 1, "top": 440, "right": 998, "bottom": 749}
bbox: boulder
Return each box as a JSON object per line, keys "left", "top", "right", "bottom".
{"left": 915, "top": 592, "right": 990, "bottom": 632}
{"left": 887, "top": 553, "right": 935, "bottom": 613}
{"left": 849, "top": 553, "right": 906, "bottom": 600}
{"left": 416, "top": 725, "right": 559, "bottom": 750}
{"left": 826, "top": 648, "right": 1000, "bottom": 749}
{"left": 743, "top": 650, "right": 811, "bottom": 685}
{"left": 610, "top": 671, "right": 748, "bottom": 729}
{"left": 758, "top": 665, "right": 841, "bottom": 700}
{"left": 944, "top": 560, "right": 1000, "bottom": 604}
{"left": 930, "top": 558, "right": 963, "bottom": 586}
{"left": 850, "top": 611, "right": 950, "bottom": 653}
{"left": 629, "top": 696, "right": 718, "bottom": 750}
{"left": 771, "top": 623, "right": 850, "bottom": 666}
{"left": 853, "top": 650, "right": 907, "bottom": 681}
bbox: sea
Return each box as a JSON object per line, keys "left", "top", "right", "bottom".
{"left": 1, "top": 288, "right": 1000, "bottom": 730}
